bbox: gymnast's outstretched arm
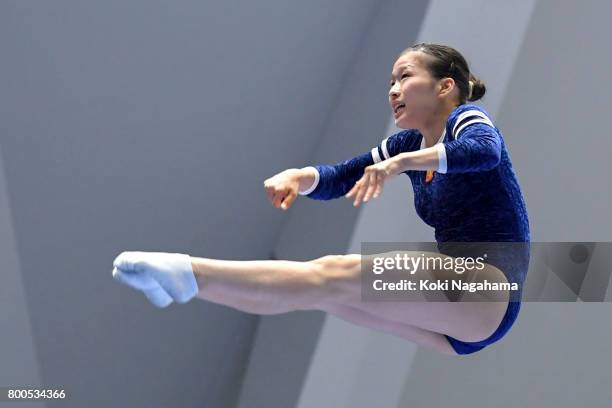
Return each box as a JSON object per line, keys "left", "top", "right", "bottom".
{"left": 263, "top": 129, "right": 420, "bottom": 209}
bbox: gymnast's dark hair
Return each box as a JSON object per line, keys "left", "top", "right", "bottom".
{"left": 400, "top": 43, "right": 486, "bottom": 104}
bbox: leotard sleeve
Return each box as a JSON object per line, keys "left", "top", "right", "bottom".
{"left": 303, "top": 129, "right": 420, "bottom": 200}
{"left": 435, "top": 108, "right": 502, "bottom": 173}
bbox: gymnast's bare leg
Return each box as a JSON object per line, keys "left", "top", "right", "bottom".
{"left": 190, "top": 251, "right": 510, "bottom": 347}
{"left": 321, "top": 302, "right": 456, "bottom": 355}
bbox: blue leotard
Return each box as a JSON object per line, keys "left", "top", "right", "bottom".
{"left": 303, "top": 104, "right": 530, "bottom": 354}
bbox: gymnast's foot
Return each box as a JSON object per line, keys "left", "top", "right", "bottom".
{"left": 112, "top": 251, "right": 199, "bottom": 308}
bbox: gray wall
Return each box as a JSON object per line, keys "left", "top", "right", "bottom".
{"left": 0, "top": 145, "right": 44, "bottom": 408}
{"left": 0, "top": 0, "right": 382, "bottom": 406}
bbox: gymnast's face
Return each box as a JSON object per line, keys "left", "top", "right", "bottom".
{"left": 388, "top": 51, "right": 451, "bottom": 129}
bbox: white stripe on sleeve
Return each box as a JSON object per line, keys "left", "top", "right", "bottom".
{"left": 371, "top": 147, "right": 382, "bottom": 164}
{"left": 380, "top": 137, "right": 390, "bottom": 160}
{"left": 298, "top": 166, "right": 320, "bottom": 195}
{"left": 452, "top": 110, "right": 494, "bottom": 137}
{"left": 454, "top": 118, "right": 495, "bottom": 139}
{"left": 435, "top": 144, "right": 447, "bottom": 174}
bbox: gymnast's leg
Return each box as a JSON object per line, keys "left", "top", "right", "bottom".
{"left": 189, "top": 251, "right": 508, "bottom": 343}
{"left": 322, "top": 302, "right": 456, "bottom": 355}
{"left": 190, "top": 256, "right": 331, "bottom": 315}
{"left": 113, "top": 250, "right": 507, "bottom": 344}
{"left": 310, "top": 252, "right": 510, "bottom": 343}
{"left": 190, "top": 255, "right": 456, "bottom": 354}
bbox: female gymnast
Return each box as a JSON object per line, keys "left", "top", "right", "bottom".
{"left": 112, "top": 43, "right": 530, "bottom": 356}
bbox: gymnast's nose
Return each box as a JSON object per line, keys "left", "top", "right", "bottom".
{"left": 389, "top": 83, "right": 401, "bottom": 100}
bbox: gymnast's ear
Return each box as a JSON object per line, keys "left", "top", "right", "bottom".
{"left": 437, "top": 77, "right": 456, "bottom": 98}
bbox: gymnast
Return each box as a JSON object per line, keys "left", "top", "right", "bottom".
{"left": 112, "top": 43, "right": 530, "bottom": 356}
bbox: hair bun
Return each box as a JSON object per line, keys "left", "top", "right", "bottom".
{"left": 468, "top": 78, "right": 486, "bottom": 102}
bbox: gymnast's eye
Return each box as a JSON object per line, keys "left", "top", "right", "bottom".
{"left": 391, "top": 73, "right": 411, "bottom": 87}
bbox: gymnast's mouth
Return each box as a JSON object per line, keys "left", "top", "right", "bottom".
{"left": 393, "top": 103, "right": 406, "bottom": 114}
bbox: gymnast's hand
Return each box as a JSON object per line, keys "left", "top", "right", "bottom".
{"left": 263, "top": 168, "right": 301, "bottom": 210}
{"left": 112, "top": 251, "right": 199, "bottom": 308}
{"left": 345, "top": 160, "right": 396, "bottom": 207}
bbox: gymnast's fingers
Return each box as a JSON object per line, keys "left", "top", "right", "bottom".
{"left": 345, "top": 177, "right": 362, "bottom": 199}
{"left": 373, "top": 179, "right": 384, "bottom": 198}
{"left": 353, "top": 173, "right": 371, "bottom": 207}
{"left": 272, "top": 190, "right": 286, "bottom": 209}
{"left": 363, "top": 171, "right": 379, "bottom": 202}
{"left": 281, "top": 190, "right": 297, "bottom": 210}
